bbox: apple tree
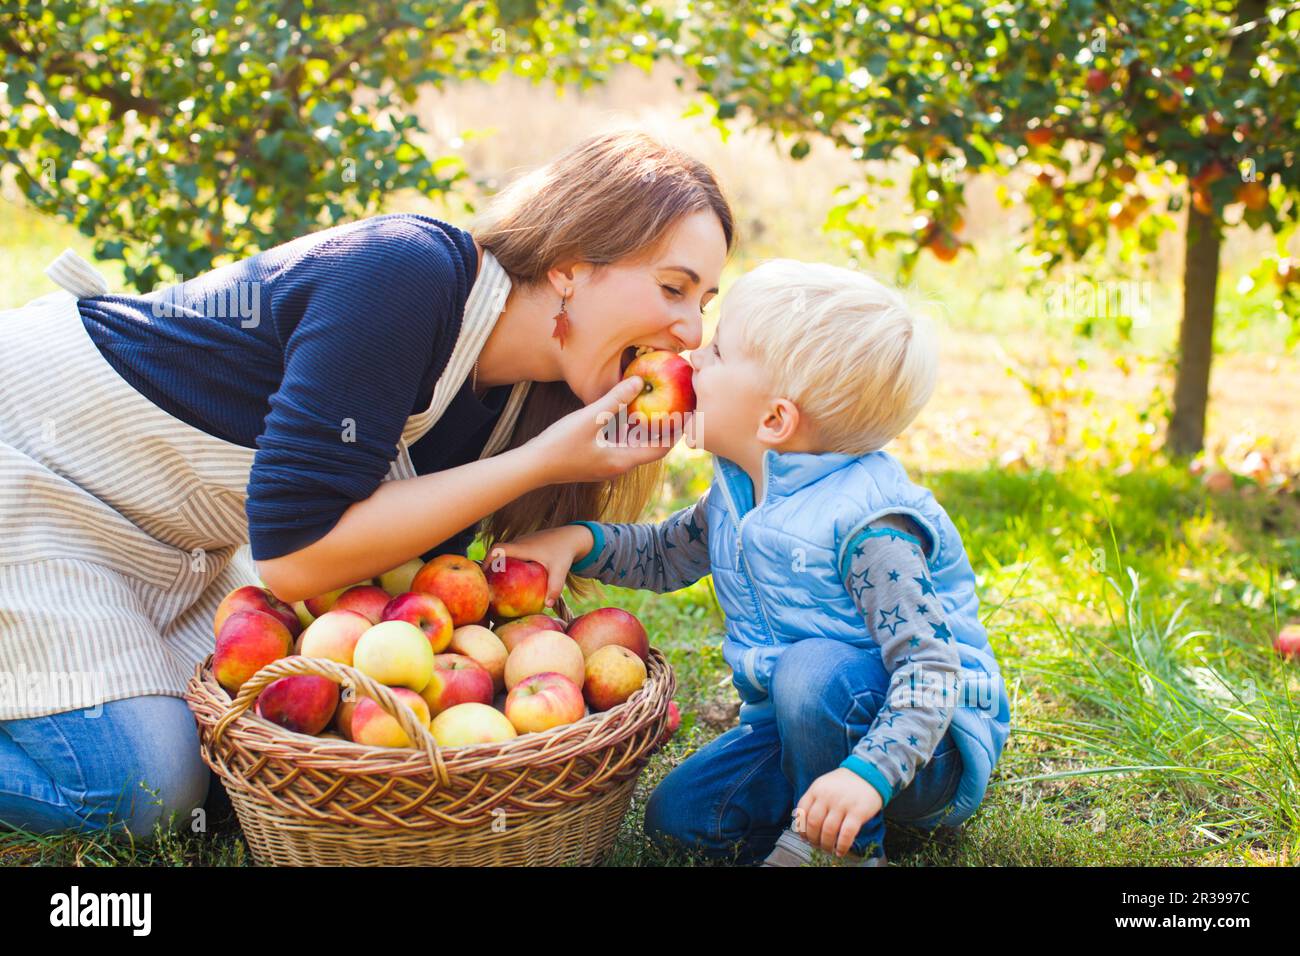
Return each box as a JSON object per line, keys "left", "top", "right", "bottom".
{"left": 0, "top": 0, "right": 679, "bottom": 289}
{"left": 673, "top": 0, "right": 1298, "bottom": 455}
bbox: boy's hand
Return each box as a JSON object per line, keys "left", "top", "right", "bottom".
{"left": 796, "top": 767, "right": 884, "bottom": 857}
{"left": 486, "top": 524, "right": 595, "bottom": 609}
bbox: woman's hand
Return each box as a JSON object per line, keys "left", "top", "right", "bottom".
{"left": 488, "top": 524, "right": 595, "bottom": 608}
{"left": 524, "top": 376, "right": 684, "bottom": 485}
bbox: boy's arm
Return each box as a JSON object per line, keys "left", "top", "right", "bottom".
{"left": 565, "top": 488, "right": 712, "bottom": 593}
{"left": 837, "top": 513, "right": 963, "bottom": 807}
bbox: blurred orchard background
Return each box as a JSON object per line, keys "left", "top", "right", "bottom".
{"left": 2, "top": 1, "right": 1298, "bottom": 865}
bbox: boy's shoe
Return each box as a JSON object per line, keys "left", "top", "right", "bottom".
{"left": 810, "top": 844, "right": 889, "bottom": 867}
{"left": 759, "top": 828, "right": 813, "bottom": 867}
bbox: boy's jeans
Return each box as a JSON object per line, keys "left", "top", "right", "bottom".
{"left": 0, "top": 695, "right": 211, "bottom": 838}
{"left": 645, "top": 638, "right": 962, "bottom": 864}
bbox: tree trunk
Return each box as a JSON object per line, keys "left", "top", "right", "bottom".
{"left": 1168, "top": 209, "right": 1221, "bottom": 456}
{"left": 1164, "top": 0, "right": 1267, "bottom": 456}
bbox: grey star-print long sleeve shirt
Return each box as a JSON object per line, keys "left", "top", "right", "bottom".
{"left": 838, "top": 512, "right": 962, "bottom": 803}
{"left": 568, "top": 489, "right": 714, "bottom": 592}
{"left": 568, "top": 501, "right": 961, "bottom": 802}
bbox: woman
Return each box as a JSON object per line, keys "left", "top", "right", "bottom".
{"left": 0, "top": 129, "right": 734, "bottom": 837}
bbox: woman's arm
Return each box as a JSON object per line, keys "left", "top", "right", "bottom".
{"left": 257, "top": 442, "right": 550, "bottom": 603}
{"left": 257, "top": 374, "right": 661, "bottom": 603}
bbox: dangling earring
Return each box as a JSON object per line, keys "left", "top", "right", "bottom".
{"left": 552, "top": 289, "right": 571, "bottom": 349}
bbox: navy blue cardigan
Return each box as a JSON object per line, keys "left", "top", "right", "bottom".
{"left": 77, "top": 214, "right": 510, "bottom": 562}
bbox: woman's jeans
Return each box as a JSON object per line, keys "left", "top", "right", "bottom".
{"left": 0, "top": 695, "right": 211, "bottom": 838}
{"left": 645, "top": 638, "right": 963, "bottom": 864}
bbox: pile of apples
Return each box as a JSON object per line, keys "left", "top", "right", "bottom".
{"left": 211, "top": 554, "right": 678, "bottom": 749}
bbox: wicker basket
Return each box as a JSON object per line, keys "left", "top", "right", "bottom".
{"left": 185, "top": 602, "right": 675, "bottom": 866}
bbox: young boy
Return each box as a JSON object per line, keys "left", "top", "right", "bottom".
{"left": 496, "top": 259, "right": 1010, "bottom": 866}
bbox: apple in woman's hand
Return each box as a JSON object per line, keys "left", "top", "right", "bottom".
{"left": 622, "top": 349, "right": 696, "bottom": 430}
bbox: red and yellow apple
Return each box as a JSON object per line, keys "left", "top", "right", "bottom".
{"left": 411, "top": 553, "right": 491, "bottom": 626}
{"left": 255, "top": 675, "right": 339, "bottom": 735}
{"left": 429, "top": 702, "right": 518, "bottom": 747}
{"left": 374, "top": 558, "right": 426, "bottom": 597}
{"left": 583, "top": 644, "right": 647, "bottom": 711}
{"left": 303, "top": 586, "right": 350, "bottom": 619}
{"left": 504, "top": 672, "right": 585, "bottom": 734}
{"left": 297, "top": 608, "right": 372, "bottom": 665}
{"left": 495, "top": 616, "right": 564, "bottom": 653}
{"left": 568, "top": 606, "right": 650, "bottom": 661}
{"left": 334, "top": 696, "right": 358, "bottom": 740}
{"left": 351, "top": 688, "right": 431, "bottom": 748}
{"left": 504, "top": 631, "right": 585, "bottom": 691}
{"left": 448, "top": 624, "right": 509, "bottom": 691}
{"left": 420, "top": 654, "right": 495, "bottom": 715}
{"left": 213, "top": 610, "right": 293, "bottom": 693}
{"left": 213, "top": 585, "right": 301, "bottom": 640}
{"left": 352, "top": 620, "right": 436, "bottom": 692}
{"left": 332, "top": 585, "right": 393, "bottom": 624}
{"left": 622, "top": 349, "right": 696, "bottom": 431}
{"left": 514, "top": 613, "right": 566, "bottom": 633}
{"left": 482, "top": 556, "right": 548, "bottom": 620}
{"left": 382, "top": 591, "right": 454, "bottom": 653}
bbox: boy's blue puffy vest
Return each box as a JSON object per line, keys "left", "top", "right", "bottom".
{"left": 704, "top": 447, "right": 1010, "bottom": 827}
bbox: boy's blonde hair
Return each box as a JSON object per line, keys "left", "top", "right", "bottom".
{"left": 726, "top": 259, "right": 938, "bottom": 455}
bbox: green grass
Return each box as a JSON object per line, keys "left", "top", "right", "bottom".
{"left": 6, "top": 453, "right": 1296, "bottom": 867}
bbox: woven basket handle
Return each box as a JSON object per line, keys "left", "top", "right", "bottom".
{"left": 552, "top": 592, "right": 574, "bottom": 627}
{"left": 211, "top": 655, "right": 450, "bottom": 787}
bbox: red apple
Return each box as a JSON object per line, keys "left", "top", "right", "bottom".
{"left": 622, "top": 349, "right": 696, "bottom": 431}
{"left": 420, "top": 653, "right": 495, "bottom": 716}
{"left": 1274, "top": 624, "right": 1300, "bottom": 661}
{"left": 504, "top": 631, "right": 585, "bottom": 691}
{"left": 256, "top": 675, "right": 339, "bottom": 735}
{"left": 1085, "top": 69, "right": 1109, "bottom": 93}
{"left": 213, "top": 610, "right": 293, "bottom": 693}
{"left": 583, "top": 645, "right": 647, "bottom": 712}
{"left": 664, "top": 700, "right": 681, "bottom": 739}
{"left": 382, "top": 591, "right": 455, "bottom": 653}
{"left": 411, "top": 553, "right": 491, "bottom": 627}
{"left": 483, "top": 556, "right": 548, "bottom": 620}
{"left": 213, "top": 585, "right": 301, "bottom": 640}
{"left": 297, "top": 608, "right": 372, "bottom": 665}
{"left": 332, "top": 585, "right": 392, "bottom": 624}
{"left": 568, "top": 606, "right": 650, "bottom": 661}
{"left": 505, "top": 672, "right": 585, "bottom": 734}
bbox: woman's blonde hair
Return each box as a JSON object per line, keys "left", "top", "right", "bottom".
{"left": 726, "top": 259, "right": 938, "bottom": 456}
{"left": 471, "top": 129, "right": 736, "bottom": 598}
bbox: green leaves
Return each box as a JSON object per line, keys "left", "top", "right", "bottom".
{"left": 0, "top": 0, "right": 668, "bottom": 287}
